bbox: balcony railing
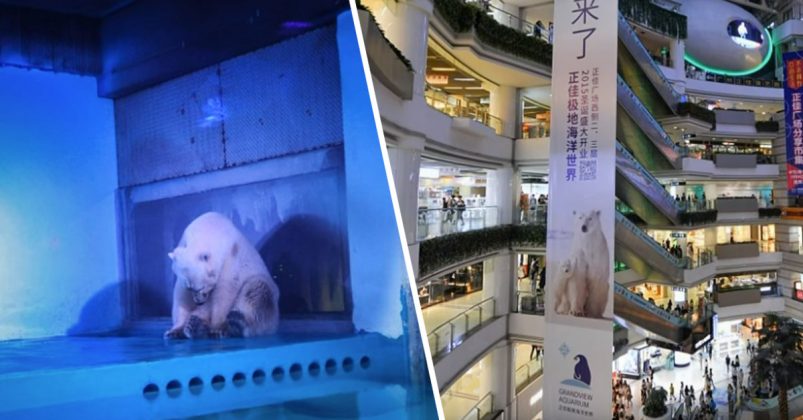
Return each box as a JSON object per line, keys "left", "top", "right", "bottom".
{"left": 466, "top": 1, "right": 550, "bottom": 43}
{"left": 417, "top": 205, "right": 499, "bottom": 241}
{"left": 425, "top": 86, "right": 504, "bottom": 135}
{"left": 427, "top": 297, "right": 496, "bottom": 359}
{"left": 515, "top": 357, "right": 543, "bottom": 394}
{"left": 460, "top": 393, "right": 494, "bottom": 420}
{"left": 515, "top": 290, "right": 544, "bottom": 315}
{"left": 519, "top": 205, "right": 547, "bottom": 225}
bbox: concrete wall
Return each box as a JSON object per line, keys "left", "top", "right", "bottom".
{"left": 0, "top": 67, "right": 119, "bottom": 339}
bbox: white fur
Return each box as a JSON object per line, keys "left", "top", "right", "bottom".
{"left": 553, "top": 210, "right": 610, "bottom": 319}
{"left": 165, "top": 212, "right": 280, "bottom": 338}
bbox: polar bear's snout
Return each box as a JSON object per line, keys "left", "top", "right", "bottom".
{"left": 581, "top": 224, "right": 588, "bottom": 233}
{"left": 191, "top": 286, "right": 215, "bottom": 305}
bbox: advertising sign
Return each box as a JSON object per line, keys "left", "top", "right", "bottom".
{"left": 784, "top": 51, "right": 803, "bottom": 197}
{"left": 544, "top": 0, "right": 618, "bottom": 418}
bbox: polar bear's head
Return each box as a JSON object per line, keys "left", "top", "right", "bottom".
{"left": 168, "top": 212, "right": 240, "bottom": 305}
{"left": 573, "top": 210, "right": 601, "bottom": 234}
{"left": 559, "top": 258, "right": 574, "bottom": 276}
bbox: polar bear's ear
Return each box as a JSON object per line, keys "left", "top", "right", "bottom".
{"left": 168, "top": 251, "right": 175, "bottom": 260}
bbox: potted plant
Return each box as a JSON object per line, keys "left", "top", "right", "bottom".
{"left": 642, "top": 387, "right": 670, "bottom": 419}
{"left": 750, "top": 314, "right": 803, "bottom": 420}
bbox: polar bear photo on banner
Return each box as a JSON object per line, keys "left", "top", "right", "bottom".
{"left": 165, "top": 212, "right": 280, "bottom": 339}
{"left": 552, "top": 209, "right": 610, "bottom": 319}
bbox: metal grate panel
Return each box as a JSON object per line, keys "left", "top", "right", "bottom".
{"left": 115, "top": 67, "right": 225, "bottom": 187}
{"left": 219, "top": 24, "right": 343, "bottom": 167}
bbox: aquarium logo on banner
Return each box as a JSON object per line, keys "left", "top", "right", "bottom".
{"left": 784, "top": 50, "right": 803, "bottom": 197}
{"left": 544, "top": 0, "right": 617, "bottom": 418}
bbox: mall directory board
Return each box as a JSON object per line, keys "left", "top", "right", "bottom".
{"left": 544, "top": 0, "right": 618, "bottom": 418}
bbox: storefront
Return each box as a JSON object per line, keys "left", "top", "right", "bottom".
{"left": 613, "top": 343, "right": 675, "bottom": 379}
{"left": 714, "top": 271, "right": 778, "bottom": 296}
{"left": 418, "top": 262, "right": 484, "bottom": 308}
{"left": 418, "top": 165, "right": 487, "bottom": 210}
{"left": 717, "top": 224, "right": 775, "bottom": 251}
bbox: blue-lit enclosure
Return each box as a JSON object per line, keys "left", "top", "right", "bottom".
{"left": 0, "top": 3, "right": 435, "bottom": 418}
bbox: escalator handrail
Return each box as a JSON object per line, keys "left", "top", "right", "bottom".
{"left": 616, "top": 142, "right": 683, "bottom": 213}
{"left": 614, "top": 282, "right": 690, "bottom": 327}
{"left": 617, "top": 12, "right": 682, "bottom": 107}
{"left": 615, "top": 210, "right": 685, "bottom": 267}
{"left": 617, "top": 75, "right": 682, "bottom": 157}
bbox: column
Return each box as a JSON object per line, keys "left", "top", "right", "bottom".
{"left": 512, "top": 168, "right": 523, "bottom": 224}
{"left": 776, "top": 224, "right": 800, "bottom": 254}
{"left": 482, "top": 251, "right": 515, "bottom": 317}
{"left": 773, "top": 127, "right": 791, "bottom": 206}
{"left": 489, "top": 342, "right": 513, "bottom": 413}
{"left": 387, "top": 135, "right": 426, "bottom": 279}
{"left": 490, "top": 85, "right": 519, "bottom": 138}
{"left": 372, "top": 0, "right": 433, "bottom": 99}
{"left": 486, "top": 167, "right": 515, "bottom": 226}
{"left": 670, "top": 38, "right": 686, "bottom": 93}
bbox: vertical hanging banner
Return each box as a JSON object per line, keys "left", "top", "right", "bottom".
{"left": 784, "top": 51, "right": 803, "bottom": 197}
{"left": 544, "top": 0, "right": 617, "bottom": 419}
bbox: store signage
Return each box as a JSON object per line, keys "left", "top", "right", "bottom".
{"left": 670, "top": 232, "right": 687, "bottom": 238}
{"left": 425, "top": 74, "right": 449, "bottom": 85}
{"left": 695, "top": 334, "right": 711, "bottom": 349}
{"left": 783, "top": 51, "right": 803, "bottom": 197}
{"left": 544, "top": 0, "right": 618, "bottom": 418}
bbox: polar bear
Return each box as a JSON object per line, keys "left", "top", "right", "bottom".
{"left": 553, "top": 257, "right": 587, "bottom": 316}
{"left": 164, "top": 212, "right": 280, "bottom": 339}
{"left": 553, "top": 210, "right": 610, "bottom": 319}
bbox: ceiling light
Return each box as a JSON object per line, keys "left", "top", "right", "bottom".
{"left": 465, "top": 87, "right": 485, "bottom": 90}
{"left": 444, "top": 86, "right": 463, "bottom": 89}
{"left": 431, "top": 67, "right": 456, "bottom": 72}
{"left": 453, "top": 77, "right": 476, "bottom": 82}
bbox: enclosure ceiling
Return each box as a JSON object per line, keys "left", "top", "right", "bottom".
{"left": 0, "top": 0, "right": 133, "bottom": 17}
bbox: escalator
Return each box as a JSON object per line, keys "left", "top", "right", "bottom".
{"left": 614, "top": 211, "right": 685, "bottom": 283}
{"left": 615, "top": 142, "right": 682, "bottom": 225}
{"left": 617, "top": 76, "right": 681, "bottom": 171}
{"left": 614, "top": 283, "right": 713, "bottom": 353}
{"left": 617, "top": 13, "right": 680, "bottom": 118}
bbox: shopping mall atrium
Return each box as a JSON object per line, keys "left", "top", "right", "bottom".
{"left": 360, "top": 0, "right": 803, "bottom": 418}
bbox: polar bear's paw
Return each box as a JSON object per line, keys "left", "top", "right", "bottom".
{"left": 222, "top": 310, "right": 247, "bottom": 338}
{"left": 164, "top": 327, "right": 187, "bottom": 340}
{"left": 184, "top": 315, "right": 211, "bottom": 339}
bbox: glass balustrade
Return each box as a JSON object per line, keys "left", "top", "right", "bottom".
{"left": 616, "top": 143, "right": 682, "bottom": 214}
{"left": 460, "top": 393, "right": 493, "bottom": 420}
{"left": 617, "top": 76, "right": 682, "bottom": 156}
{"left": 417, "top": 206, "right": 499, "bottom": 241}
{"left": 617, "top": 13, "right": 682, "bottom": 104}
{"left": 519, "top": 204, "right": 547, "bottom": 225}
{"left": 427, "top": 297, "right": 496, "bottom": 359}
{"left": 424, "top": 87, "right": 504, "bottom": 135}
{"left": 514, "top": 357, "right": 544, "bottom": 393}
{"left": 515, "top": 290, "right": 544, "bottom": 315}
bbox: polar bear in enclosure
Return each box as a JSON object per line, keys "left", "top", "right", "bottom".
{"left": 164, "top": 212, "right": 280, "bottom": 339}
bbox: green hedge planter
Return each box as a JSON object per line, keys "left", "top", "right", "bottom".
{"left": 356, "top": 1, "right": 413, "bottom": 71}
{"left": 432, "top": 0, "right": 552, "bottom": 67}
{"left": 419, "top": 224, "right": 547, "bottom": 276}
{"left": 677, "top": 102, "right": 715, "bottom": 126}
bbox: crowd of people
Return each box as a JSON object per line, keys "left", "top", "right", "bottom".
{"left": 612, "top": 376, "right": 636, "bottom": 419}
{"left": 519, "top": 193, "right": 547, "bottom": 224}
{"left": 673, "top": 192, "right": 710, "bottom": 212}
{"left": 440, "top": 195, "right": 467, "bottom": 225}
